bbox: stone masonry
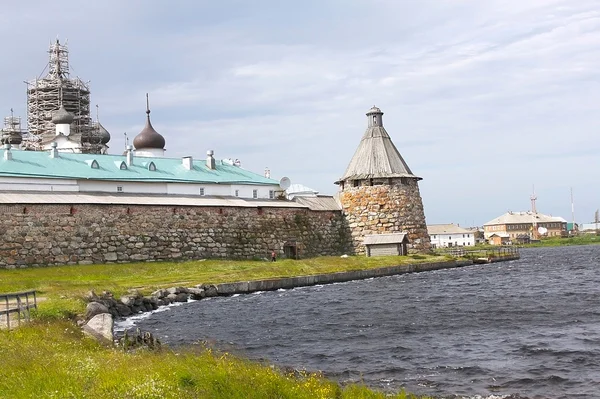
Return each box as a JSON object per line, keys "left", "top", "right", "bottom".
{"left": 340, "top": 178, "right": 431, "bottom": 254}
{"left": 0, "top": 204, "right": 352, "bottom": 268}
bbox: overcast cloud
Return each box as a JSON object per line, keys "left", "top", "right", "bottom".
{"left": 0, "top": 0, "right": 598, "bottom": 226}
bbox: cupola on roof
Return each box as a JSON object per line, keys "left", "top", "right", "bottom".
{"left": 52, "top": 104, "right": 74, "bottom": 125}
{"left": 98, "top": 122, "right": 111, "bottom": 145}
{"left": 336, "top": 105, "right": 420, "bottom": 184}
{"left": 133, "top": 94, "right": 165, "bottom": 150}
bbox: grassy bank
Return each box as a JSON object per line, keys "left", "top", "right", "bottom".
{"left": 0, "top": 255, "right": 445, "bottom": 398}
{"left": 0, "top": 254, "right": 451, "bottom": 319}
{"left": 0, "top": 320, "right": 426, "bottom": 399}
{"left": 524, "top": 234, "right": 600, "bottom": 247}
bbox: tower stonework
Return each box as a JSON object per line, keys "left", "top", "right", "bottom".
{"left": 336, "top": 106, "right": 431, "bottom": 254}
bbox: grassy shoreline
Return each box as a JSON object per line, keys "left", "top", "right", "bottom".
{"left": 1, "top": 255, "right": 447, "bottom": 398}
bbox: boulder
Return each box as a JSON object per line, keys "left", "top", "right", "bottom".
{"left": 203, "top": 284, "right": 218, "bottom": 297}
{"left": 83, "top": 313, "right": 114, "bottom": 345}
{"left": 151, "top": 289, "right": 169, "bottom": 299}
{"left": 167, "top": 286, "right": 188, "bottom": 295}
{"left": 187, "top": 287, "right": 205, "bottom": 299}
{"left": 120, "top": 295, "right": 137, "bottom": 307}
{"left": 116, "top": 303, "right": 132, "bottom": 317}
{"left": 85, "top": 302, "right": 109, "bottom": 320}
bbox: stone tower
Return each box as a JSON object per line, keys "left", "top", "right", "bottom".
{"left": 335, "top": 106, "right": 431, "bottom": 254}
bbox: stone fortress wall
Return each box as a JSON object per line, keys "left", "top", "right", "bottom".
{"left": 0, "top": 203, "right": 353, "bottom": 269}
{"left": 340, "top": 178, "right": 431, "bottom": 254}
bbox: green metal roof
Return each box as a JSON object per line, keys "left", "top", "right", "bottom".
{"left": 0, "top": 149, "right": 278, "bottom": 185}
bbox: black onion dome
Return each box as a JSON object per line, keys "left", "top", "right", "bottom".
{"left": 52, "top": 105, "right": 74, "bottom": 125}
{"left": 133, "top": 112, "right": 165, "bottom": 150}
{"left": 98, "top": 122, "right": 111, "bottom": 144}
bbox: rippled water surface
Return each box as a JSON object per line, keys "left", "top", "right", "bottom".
{"left": 128, "top": 246, "right": 600, "bottom": 398}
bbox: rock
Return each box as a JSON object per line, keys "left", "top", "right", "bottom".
{"left": 151, "top": 289, "right": 168, "bottom": 299}
{"left": 85, "top": 302, "right": 110, "bottom": 320}
{"left": 167, "top": 286, "right": 188, "bottom": 295}
{"left": 84, "top": 290, "right": 98, "bottom": 301}
{"left": 83, "top": 313, "right": 114, "bottom": 345}
{"left": 167, "top": 293, "right": 188, "bottom": 303}
{"left": 104, "top": 252, "right": 118, "bottom": 261}
{"left": 116, "top": 303, "right": 132, "bottom": 317}
{"left": 203, "top": 284, "right": 218, "bottom": 297}
{"left": 120, "top": 295, "right": 137, "bottom": 307}
{"left": 187, "top": 287, "right": 205, "bottom": 299}
{"left": 131, "top": 305, "right": 143, "bottom": 313}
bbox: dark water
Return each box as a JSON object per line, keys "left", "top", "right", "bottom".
{"left": 126, "top": 246, "right": 600, "bottom": 398}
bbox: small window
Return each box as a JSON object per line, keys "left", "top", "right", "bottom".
{"left": 117, "top": 186, "right": 123, "bottom": 193}
{"left": 235, "top": 189, "right": 239, "bottom": 197}
{"left": 253, "top": 189, "right": 258, "bottom": 199}
{"left": 148, "top": 162, "right": 156, "bottom": 171}
{"left": 199, "top": 187, "right": 205, "bottom": 196}
{"left": 269, "top": 190, "right": 274, "bottom": 199}
{"left": 353, "top": 180, "right": 359, "bottom": 187}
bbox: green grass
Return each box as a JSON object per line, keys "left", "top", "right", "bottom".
{"left": 0, "top": 255, "right": 446, "bottom": 398}
{"left": 524, "top": 234, "right": 600, "bottom": 247}
{"left": 0, "top": 320, "right": 429, "bottom": 399}
{"left": 0, "top": 254, "right": 451, "bottom": 318}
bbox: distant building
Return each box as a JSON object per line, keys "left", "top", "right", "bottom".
{"left": 427, "top": 224, "right": 475, "bottom": 248}
{"left": 286, "top": 183, "right": 319, "bottom": 199}
{"left": 579, "top": 223, "right": 600, "bottom": 233}
{"left": 483, "top": 211, "right": 567, "bottom": 243}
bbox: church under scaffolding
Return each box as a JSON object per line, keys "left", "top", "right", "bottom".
{"left": 18, "top": 39, "right": 108, "bottom": 153}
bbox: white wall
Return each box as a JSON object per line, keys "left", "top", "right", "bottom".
{"left": 430, "top": 233, "right": 475, "bottom": 248}
{"left": 79, "top": 180, "right": 167, "bottom": 194}
{"left": 0, "top": 176, "right": 79, "bottom": 191}
{"left": 0, "top": 175, "right": 279, "bottom": 199}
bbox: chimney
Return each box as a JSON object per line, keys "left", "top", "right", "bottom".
{"left": 3, "top": 143, "right": 12, "bottom": 160}
{"left": 126, "top": 145, "right": 133, "bottom": 166}
{"left": 264, "top": 167, "right": 271, "bottom": 178}
{"left": 49, "top": 142, "right": 58, "bottom": 158}
{"left": 182, "top": 156, "right": 193, "bottom": 170}
{"left": 206, "top": 150, "right": 215, "bottom": 170}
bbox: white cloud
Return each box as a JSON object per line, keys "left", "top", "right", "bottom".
{"left": 0, "top": 0, "right": 599, "bottom": 224}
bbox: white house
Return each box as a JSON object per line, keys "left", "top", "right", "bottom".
{"left": 427, "top": 224, "right": 475, "bottom": 248}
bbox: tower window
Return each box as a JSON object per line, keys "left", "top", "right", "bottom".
{"left": 373, "top": 116, "right": 377, "bottom": 125}
{"left": 353, "top": 180, "right": 359, "bottom": 187}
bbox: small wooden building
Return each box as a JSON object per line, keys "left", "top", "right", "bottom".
{"left": 363, "top": 233, "right": 409, "bottom": 257}
{"left": 488, "top": 233, "right": 510, "bottom": 246}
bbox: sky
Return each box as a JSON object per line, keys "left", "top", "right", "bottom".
{"left": 0, "top": 0, "right": 599, "bottom": 226}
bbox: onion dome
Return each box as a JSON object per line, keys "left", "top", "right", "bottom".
{"left": 133, "top": 97, "right": 165, "bottom": 150}
{"left": 98, "top": 122, "right": 111, "bottom": 144}
{"left": 52, "top": 105, "right": 74, "bottom": 125}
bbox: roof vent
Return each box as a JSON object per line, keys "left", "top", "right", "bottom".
{"left": 206, "top": 150, "right": 216, "bottom": 170}
{"left": 182, "top": 156, "right": 193, "bottom": 170}
{"left": 115, "top": 160, "right": 127, "bottom": 170}
{"left": 49, "top": 142, "right": 59, "bottom": 159}
{"left": 126, "top": 145, "right": 133, "bottom": 166}
{"left": 148, "top": 161, "right": 156, "bottom": 171}
{"left": 3, "top": 143, "right": 12, "bottom": 161}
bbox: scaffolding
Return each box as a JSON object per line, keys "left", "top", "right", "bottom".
{"left": 0, "top": 110, "right": 25, "bottom": 146}
{"left": 23, "top": 39, "right": 103, "bottom": 153}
